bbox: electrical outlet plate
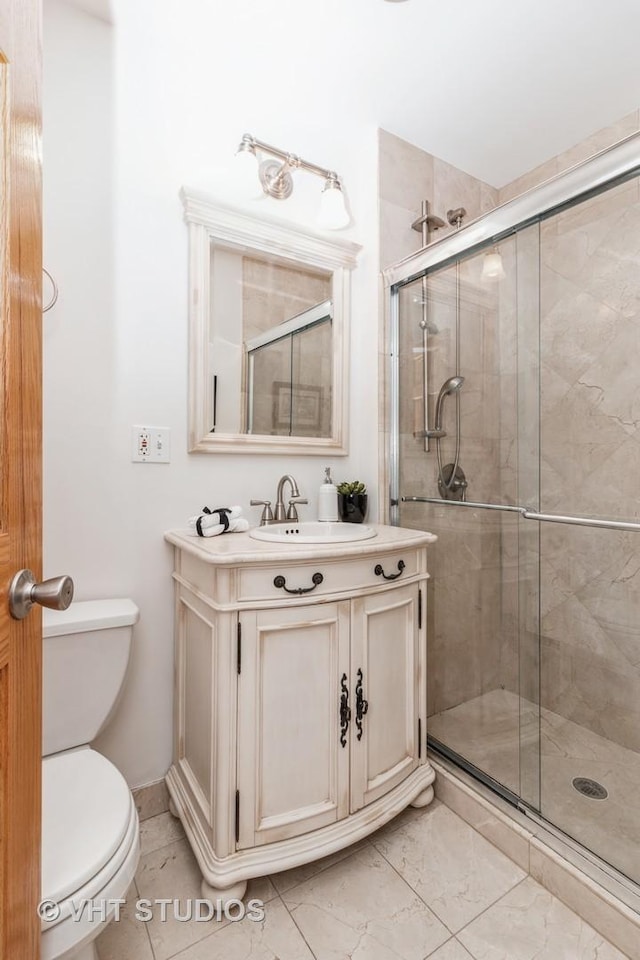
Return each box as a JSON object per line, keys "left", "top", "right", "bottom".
{"left": 132, "top": 426, "right": 171, "bottom": 463}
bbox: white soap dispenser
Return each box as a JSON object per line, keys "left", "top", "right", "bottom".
{"left": 318, "top": 467, "right": 339, "bottom": 522}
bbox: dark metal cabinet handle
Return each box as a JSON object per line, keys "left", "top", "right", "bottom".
{"left": 355, "top": 668, "right": 368, "bottom": 740}
{"left": 339, "top": 673, "right": 351, "bottom": 747}
{"left": 273, "top": 572, "right": 323, "bottom": 595}
{"left": 374, "top": 559, "right": 405, "bottom": 581}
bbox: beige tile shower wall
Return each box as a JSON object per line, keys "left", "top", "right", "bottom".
{"left": 378, "top": 129, "right": 522, "bottom": 717}
{"left": 379, "top": 130, "right": 498, "bottom": 269}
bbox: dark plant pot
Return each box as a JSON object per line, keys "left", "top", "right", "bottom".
{"left": 338, "top": 493, "right": 368, "bottom": 524}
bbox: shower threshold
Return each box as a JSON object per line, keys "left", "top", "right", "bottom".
{"left": 429, "top": 689, "right": 640, "bottom": 890}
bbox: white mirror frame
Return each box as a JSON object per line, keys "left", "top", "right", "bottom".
{"left": 182, "top": 187, "right": 361, "bottom": 455}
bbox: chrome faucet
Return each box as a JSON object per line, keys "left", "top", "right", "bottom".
{"left": 250, "top": 475, "right": 308, "bottom": 526}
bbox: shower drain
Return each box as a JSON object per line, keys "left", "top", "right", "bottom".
{"left": 572, "top": 777, "right": 608, "bottom": 800}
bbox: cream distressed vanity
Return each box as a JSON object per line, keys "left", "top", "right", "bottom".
{"left": 164, "top": 524, "right": 437, "bottom": 902}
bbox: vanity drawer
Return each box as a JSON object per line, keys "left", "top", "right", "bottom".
{"left": 237, "top": 549, "right": 421, "bottom": 603}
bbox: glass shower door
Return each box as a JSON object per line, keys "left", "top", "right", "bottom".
{"left": 536, "top": 176, "right": 640, "bottom": 885}
{"left": 396, "top": 225, "right": 542, "bottom": 807}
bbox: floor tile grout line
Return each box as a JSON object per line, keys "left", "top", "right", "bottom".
{"left": 370, "top": 833, "right": 457, "bottom": 938}
{"left": 160, "top": 909, "right": 235, "bottom": 960}
{"left": 139, "top": 830, "right": 187, "bottom": 860}
{"left": 422, "top": 934, "right": 454, "bottom": 960}
{"left": 271, "top": 836, "right": 375, "bottom": 897}
{"left": 141, "top": 870, "right": 237, "bottom": 960}
{"left": 371, "top": 804, "right": 535, "bottom": 941}
{"left": 454, "top": 874, "right": 530, "bottom": 948}
{"left": 132, "top": 877, "right": 158, "bottom": 960}
{"left": 452, "top": 873, "right": 631, "bottom": 958}
{"left": 139, "top": 840, "right": 187, "bottom": 860}
{"left": 274, "top": 889, "right": 321, "bottom": 960}
{"left": 423, "top": 934, "right": 473, "bottom": 960}
{"left": 138, "top": 832, "right": 188, "bottom": 858}
{"left": 154, "top": 886, "right": 320, "bottom": 960}
{"left": 422, "top": 934, "right": 464, "bottom": 960}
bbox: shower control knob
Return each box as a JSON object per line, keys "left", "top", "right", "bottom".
{"left": 9, "top": 569, "right": 74, "bottom": 620}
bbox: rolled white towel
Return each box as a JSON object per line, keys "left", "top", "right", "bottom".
{"left": 228, "top": 517, "right": 250, "bottom": 533}
{"left": 187, "top": 505, "right": 248, "bottom": 538}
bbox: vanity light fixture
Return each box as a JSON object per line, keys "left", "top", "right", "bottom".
{"left": 481, "top": 246, "right": 506, "bottom": 281}
{"left": 234, "top": 134, "right": 350, "bottom": 230}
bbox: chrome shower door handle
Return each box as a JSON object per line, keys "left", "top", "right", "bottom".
{"left": 9, "top": 569, "right": 74, "bottom": 620}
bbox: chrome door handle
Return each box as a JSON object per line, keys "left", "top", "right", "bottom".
{"left": 9, "top": 569, "right": 74, "bottom": 620}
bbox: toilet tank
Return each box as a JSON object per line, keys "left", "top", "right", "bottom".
{"left": 42, "top": 599, "right": 139, "bottom": 757}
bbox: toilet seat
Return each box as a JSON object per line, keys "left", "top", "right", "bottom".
{"left": 41, "top": 747, "right": 140, "bottom": 960}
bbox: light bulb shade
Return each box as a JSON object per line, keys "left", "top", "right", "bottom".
{"left": 317, "top": 180, "right": 349, "bottom": 230}
{"left": 234, "top": 144, "right": 262, "bottom": 198}
{"left": 481, "top": 250, "right": 506, "bottom": 280}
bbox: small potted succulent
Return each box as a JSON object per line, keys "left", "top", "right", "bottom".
{"left": 337, "top": 480, "right": 368, "bottom": 524}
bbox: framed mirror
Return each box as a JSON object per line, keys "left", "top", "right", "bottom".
{"left": 182, "top": 188, "right": 360, "bottom": 455}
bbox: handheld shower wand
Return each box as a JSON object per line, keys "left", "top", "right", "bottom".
{"left": 435, "top": 374, "right": 467, "bottom": 500}
{"left": 433, "top": 375, "right": 464, "bottom": 436}
{"left": 417, "top": 375, "right": 465, "bottom": 439}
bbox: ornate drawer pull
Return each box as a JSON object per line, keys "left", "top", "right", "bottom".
{"left": 355, "top": 668, "right": 368, "bottom": 741}
{"left": 374, "top": 559, "right": 405, "bottom": 581}
{"left": 273, "top": 572, "right": 324, "bottom": 595}
{"left": 339, "top": 673, "right": 351, "bottom": 747}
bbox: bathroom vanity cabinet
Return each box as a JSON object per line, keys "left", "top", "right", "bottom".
{"left": 164, "top": 524, "right": 437, "bottom": 901}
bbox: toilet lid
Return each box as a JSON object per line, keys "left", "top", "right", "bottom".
{"left": 42, "top": 748, "right": 133, "bottom": 905}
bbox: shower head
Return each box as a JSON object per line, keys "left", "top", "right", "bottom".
{"left": 434, "top": 375, "right": 465, "bottom": 433}
{"left": 440, "top": 375, "right": 465, "bottom": 396}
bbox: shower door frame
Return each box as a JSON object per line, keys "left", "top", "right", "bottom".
{"left": 382, "top": 131, "right": 640, "bottom": 907}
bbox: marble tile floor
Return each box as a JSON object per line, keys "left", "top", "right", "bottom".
{"left": 429, "top": 688, "right": 640, "bottom": 886}
{"left": 96, "top": 797, "right": 630, "bottom": 960}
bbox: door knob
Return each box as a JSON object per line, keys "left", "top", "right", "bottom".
{"left": 9, "top": 569, "right": 74, "bottom": 620}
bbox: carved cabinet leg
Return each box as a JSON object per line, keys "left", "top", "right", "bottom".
{"left": 410, "top": 785, "right": 434, "bottom": 808}
{"left": 200, "top": 878, "right": 248, "bottom": 910}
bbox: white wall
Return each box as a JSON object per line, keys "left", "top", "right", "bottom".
{"left": 43, "top": 0, "right": 380, "bottom": 787}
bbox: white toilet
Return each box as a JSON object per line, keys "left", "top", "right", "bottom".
{"left": 40, "top": 599, "right": 141, "bottom": 960}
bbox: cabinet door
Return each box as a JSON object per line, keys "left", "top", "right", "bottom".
{"left": 350, "top": 582, "right": 424, "bottom": 811}
{"left": 237, "top": 600, "right": 350, "bottom": 848}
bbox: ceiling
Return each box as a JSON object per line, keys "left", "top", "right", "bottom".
{"left": 65, "top": 0, "right": 640, "bottom": 187}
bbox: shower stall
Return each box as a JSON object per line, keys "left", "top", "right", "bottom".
{"left": 385, "top": 134, "right": 640, "bottom": 899}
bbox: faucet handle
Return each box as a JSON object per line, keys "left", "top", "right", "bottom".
{"left": 286, "top": 496, "right": 308, "bottom": 521}
{"left": 250, "top": 499, "right": 274, "bottom": 526}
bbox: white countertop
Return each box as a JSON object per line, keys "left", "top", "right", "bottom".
{"left": 164, "top": 523, "right": 437, "bottom": 566}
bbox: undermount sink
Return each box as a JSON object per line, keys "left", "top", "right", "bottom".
{"left": 249, "top": 521, "right": 377, "bottom": 544}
